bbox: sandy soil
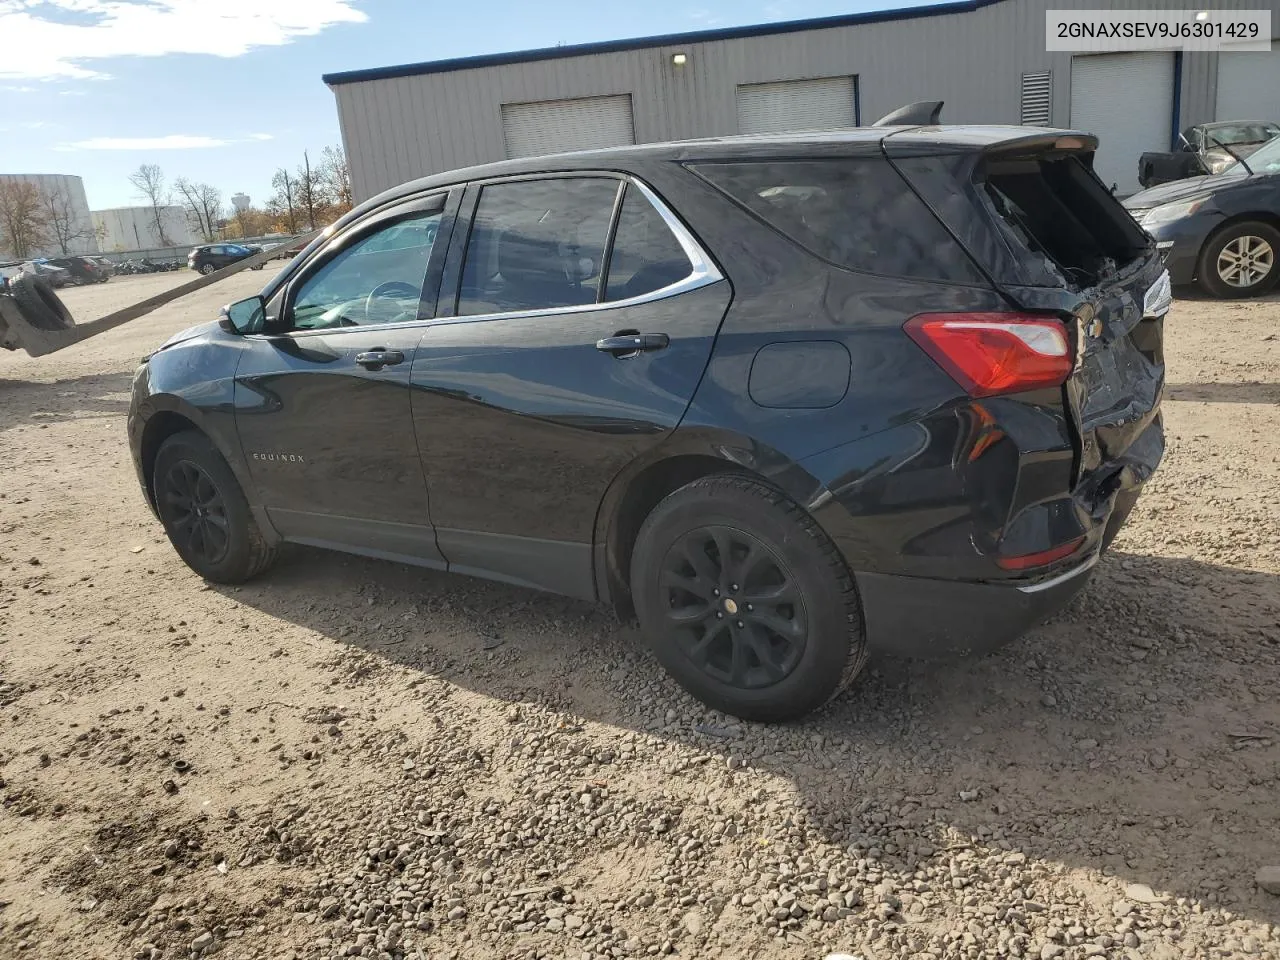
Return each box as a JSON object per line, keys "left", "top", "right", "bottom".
{"left": 0, "top": 276, "right": 1277, "bottom": 960}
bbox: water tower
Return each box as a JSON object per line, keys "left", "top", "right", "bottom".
{"left": 231, "top": 193, "right": 251, "bottom": 213}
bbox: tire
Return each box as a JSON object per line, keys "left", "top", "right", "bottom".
{"left": 630, "top": 474, "right": 867, "bottom": 722}
{"left": 199, "top": 263, "right": 216, "bottom": 276}
{"left": 153, "top": 431, "right": 277, "bottom": 584}
{"left": 9, "top": 274, "right": 74, "bottom": 331}
{"left": 1197, "top": 220, "right": 1280, "bottom": 298}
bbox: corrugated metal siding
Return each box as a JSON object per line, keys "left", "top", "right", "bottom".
{"left": 0, "top": 173, "right": 97, "bottom": 257}
{"left": 331, "top": 0, "right": 1280, "bottom": 201}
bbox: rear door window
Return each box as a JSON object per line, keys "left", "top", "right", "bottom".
{"left": 603, "top": 183, "right": 694, "bottom": 302}
{"left": 457, "top": 177, "right": 620, "bottom": 316}
{"left": 688, "top": 159, "right": 984, "bottom": 283}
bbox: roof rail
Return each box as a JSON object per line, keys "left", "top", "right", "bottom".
{"left": 872, "top": 101, "right": 944, "bottom": 127}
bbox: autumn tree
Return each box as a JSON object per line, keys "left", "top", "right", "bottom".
{"left": 174, "top": 178, "right": 223, "bottom": 242}
{"left": 226, "top": 205, "right": 271, "bottom": 240}
{"left": 39, "top": 188, "right": 93, "bottom": 255}
{"left": 320, "top": 145, "right": 352, "bottom": 214}
{"left": 292, "top": 151, "right": 324, "bottom": 231}
{"left": 128, "top": 163, "right": 172, "bottom": 246}
{"left": 269, "top": 168, "right": 299, "bottom": 234}
{"left": 0, "top": 181, "right": 49, "bottom": 258}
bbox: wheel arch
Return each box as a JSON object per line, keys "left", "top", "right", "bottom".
{"left": 592, "top": 429, "right": 832, "bottom": 620}
{"left": 1196, "top": 211, "right": 1280, "bottom": 277}
{"left": 1198, "top": 209, "right": 1280, "bottom": 259}
{"left": 135, "top": 396, "right": 273, "bottom": 542}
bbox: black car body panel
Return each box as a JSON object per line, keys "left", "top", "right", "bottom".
{"left": 130, "top": 126, "right": 1167, "bottom": 660}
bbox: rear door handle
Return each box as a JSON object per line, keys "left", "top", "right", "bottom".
{"left": 355, "top": 349, "right": 405, "bottom": 370}
{"left": 595, "top": 332, "right": 669, "bottom": 357}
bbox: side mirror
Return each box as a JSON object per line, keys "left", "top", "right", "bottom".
{"left": 220, "top": 295, "right": 265, "bottom": 334}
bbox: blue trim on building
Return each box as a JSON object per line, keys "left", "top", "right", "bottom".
{"left": 322, "top": 0, "right": 1006, "bottom": 86}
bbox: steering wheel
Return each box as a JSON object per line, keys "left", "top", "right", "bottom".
{"left": 364, "top": 280, "right": 420, "bottom": 323}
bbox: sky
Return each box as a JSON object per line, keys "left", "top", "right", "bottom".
{"left": 0, "top": 0, "right": 941, "bottom": 212}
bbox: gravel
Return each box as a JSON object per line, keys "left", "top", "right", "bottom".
{"left": 0, "top": 278, "right": 1278, "bottom": 958}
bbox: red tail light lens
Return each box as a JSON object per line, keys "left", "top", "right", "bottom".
{"left": 904, "top": 313, "right": 1073, "bottom": 398}
{"left": 995, "top": 536, "right": 1085, "bottom": 571}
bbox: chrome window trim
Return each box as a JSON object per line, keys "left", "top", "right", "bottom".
{"left": 258, "top": 173, "right": 723, "bottom": 341}
{"left": 449, "top": 174, "right": 723, "bottom": 326}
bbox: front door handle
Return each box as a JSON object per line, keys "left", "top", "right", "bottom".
{"left": 355, "top": 349, "right": 405, "bottom": 370}
{"left": 595, "top": 332, "right": 669, "bottom": 357}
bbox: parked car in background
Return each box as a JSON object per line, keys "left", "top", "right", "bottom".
{"left": 1127, "top": 133, "right": 1280, "bottom": 297}
{"left": 188, "top": 243, "right": 264, "bottom": 275}
{"left": 46, "top": 255, "right": 110, "bottom": 284}
{"left": 20, "top": 260, "right": 71, "bottom": 288}
{"left": 1139, "top": 120, "right": 1280, "bottom": 189}
{"left": 86, "top": 256, "right": 115, "bottom": 278}
{"left": 130, "top": 125, "right": 1167, "bottom": 721}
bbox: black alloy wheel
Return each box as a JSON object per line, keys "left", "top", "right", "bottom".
{"left": 631, "top": 474, "right": 866, "bottom": 721}
{"left": 159, "top": 459, "right": 230, "bottom": 566}
{"left": 152, "top": 431, "right": 278, "bottom": 583}
{"left": 659, "top": 525, "right": 807, "bottom": 689}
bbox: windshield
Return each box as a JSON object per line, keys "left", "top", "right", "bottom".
{"left": 1223, "top": 135, "right": 1280, "bottom": 175}
{"left": 1206, "top": 122, "right": 1280, "bottom": 146}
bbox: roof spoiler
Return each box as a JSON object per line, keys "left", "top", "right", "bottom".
{"left": 872, "top": 100, "right": 944, "bottom": 127}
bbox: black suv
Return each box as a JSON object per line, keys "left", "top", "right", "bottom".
{"left": 188, "top": 243, "right": 263, "bottom": 275}
{"left": 129, "top": 126, "right": 1167, "bottom": 720}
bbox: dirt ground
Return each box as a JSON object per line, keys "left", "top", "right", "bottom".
{"left": 1, "top": 272, "right": 1278, "bottom": 960}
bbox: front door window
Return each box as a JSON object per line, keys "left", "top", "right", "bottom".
{"left": 289, "top": 208, "right": 443, "bottom": 329}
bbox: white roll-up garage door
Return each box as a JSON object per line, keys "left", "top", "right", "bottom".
{"left": 1070, "top": 52, "right": 1174, "bottom": 196}
{"left": 736, "top": 76, "right": 858, "bottom": 135}
{"left": 1215, "top": 49, "right": 1280, "bottom": 120}
{"left": 501, "top": 94, "right": 635, "bottom": 160}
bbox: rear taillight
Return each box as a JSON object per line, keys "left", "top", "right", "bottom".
{"left": 995, "top": 535, "right": 1085, "bottom": 571}
{"left": 904, "top": 313, "right": 1073, "bottom": 398}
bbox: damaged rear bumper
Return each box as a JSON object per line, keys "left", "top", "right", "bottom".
{"left": 859, "top": 470, "right": 1148, "bottom": 660}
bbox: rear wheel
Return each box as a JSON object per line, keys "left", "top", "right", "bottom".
{"left": 199, "top": 263, "right": 216, "bottom": 276}
{"left": 153, "top": 431, "right": 277, "bottom": 583}
{"left": 630, "top": 475, "right": 866, "bottom": 722}
{"left": 1198, "top": 221, "right": 1280, "bottom": 298}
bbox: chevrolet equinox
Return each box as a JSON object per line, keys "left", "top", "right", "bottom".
{"left": 129, "top": 125, "right": 1168, "bottom": 721}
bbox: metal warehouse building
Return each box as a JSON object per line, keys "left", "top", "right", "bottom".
{"left": 324, "top": 0, "right": 1280, "bottom": 201}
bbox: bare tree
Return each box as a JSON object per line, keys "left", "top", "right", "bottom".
{"left": 174, "top": 178, "right": 223, "bottom": 242}
{"left": 40, "top": 188, "right": 92, "bottom": 255}
{"left": 293, "top": 152, "right": 324, "bottom": 231}
{"left": 320, "top": 145, "right": 352, "bottom": 212}
{"left": 0, "top": 181, "right": 50, "bottom": 258}
{"left": 269, "top": 168, "right": 299, "bottom": 234}
{"left": 128, "top": 163, "right": 172, "bottom": 246}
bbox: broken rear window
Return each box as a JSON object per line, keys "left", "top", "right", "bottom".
{"left": 688, "top": 159, "right": 985, "bottom": 284}
{"left": 980, "top": 155, "right": 1149, "bottom": 287}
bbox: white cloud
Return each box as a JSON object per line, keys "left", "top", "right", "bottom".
{"left": 0, "top": 0, "right": 367, "bottom": 81}
{"left": 249, "top": 133, "right": 274, "bottom": 141}
{"left": 58, "top": 134, "right": 227, "bottom": 150}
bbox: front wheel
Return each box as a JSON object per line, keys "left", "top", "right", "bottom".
{"left": 1198, "top": 221, "right": 1280, "bottom": 298}
{"left": 630, "top": 475, "right": 867, "bottom": 722}
{"left": 153, "top": 431, "right": 277, "bottom": 583}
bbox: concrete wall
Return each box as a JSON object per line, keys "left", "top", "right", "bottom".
{"left": 91, "top": 206, "right": 196, "bottom": 252}
{"left": 0, "top": 173, "right": 97, "bottom": 258}
{"left": 328, "top": 0, "right": 1280, "bottom": 202}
